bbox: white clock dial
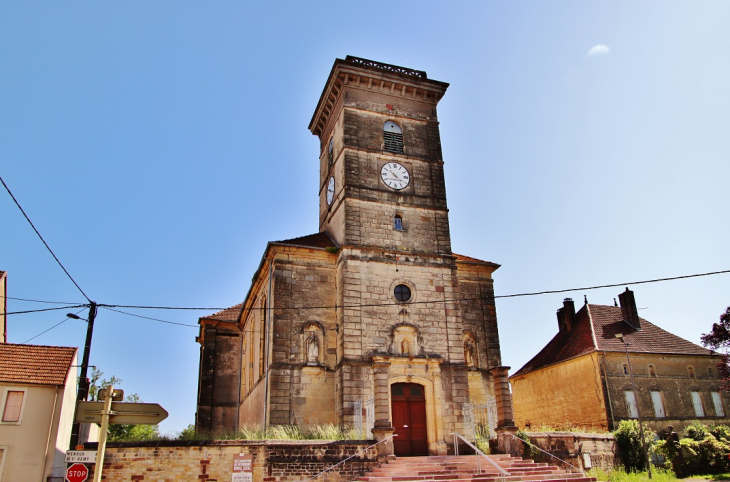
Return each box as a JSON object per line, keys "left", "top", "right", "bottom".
{"left": 380, "top": 162, "right": 410, "bottom": 190}
{"left": 326, "top": 176, "right": 335, "bottom": 205}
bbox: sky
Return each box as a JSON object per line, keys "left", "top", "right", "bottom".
{"left": 1, "top": 2, "right": 729, "bottom": 435}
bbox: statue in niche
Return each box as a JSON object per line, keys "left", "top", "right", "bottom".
{"left": 401, "top": 339, "right": 410, "bottom": 356}
{"left": 464, "top": 340, "right": 477, "bottom": 367}
{"left": 307, "top": 332, "right": 319, "bottom": 364}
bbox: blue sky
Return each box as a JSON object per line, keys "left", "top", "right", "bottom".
{"left": 2, "top": 2, "right": 729, "bottom": 434}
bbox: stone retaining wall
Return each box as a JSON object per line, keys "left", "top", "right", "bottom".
{"left": 86, "top": 439, "right": 382, "bottom": 482}
{"left": 499, "top": 432, "right": 617, "bottom": 471}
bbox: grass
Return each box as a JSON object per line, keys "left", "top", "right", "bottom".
{"left": 180, "top": 424, "right": 365, "bottom": 442}
{"left": 688, "top": 475, "right": 730, "bottom": 481}
{"left": 587, "top": 467, "right": 677, "bottom": 482}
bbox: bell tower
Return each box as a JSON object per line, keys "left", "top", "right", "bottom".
{"left": 310, "top": 56, "right": 451, "bottom": 255}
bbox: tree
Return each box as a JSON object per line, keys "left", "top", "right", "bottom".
{"left": 86, "top": 368, "right": 162, "bottom": 441}
{"left": 701, "top": 306, "right": 730, "bottom": 390}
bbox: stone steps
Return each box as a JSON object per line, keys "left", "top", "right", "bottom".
{"left": 356, "top": 455, "right": 597, "bottom": 482}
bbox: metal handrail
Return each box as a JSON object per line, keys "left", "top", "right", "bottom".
{"left": 504, "top": 432, "right": 584, "bottom": 474}
{"left": 300, "top": 434, "right": 396, "bottom": 482}
{"left": 451, "top": 432, "right": 508, "bottom": 482}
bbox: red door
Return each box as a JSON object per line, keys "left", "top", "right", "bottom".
{"left": 391, "top": 383, "right": 428, "bottom": 456}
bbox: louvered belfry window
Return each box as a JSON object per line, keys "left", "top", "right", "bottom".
{"left": 384, "top": 121, "right": 404, "bottom": 154}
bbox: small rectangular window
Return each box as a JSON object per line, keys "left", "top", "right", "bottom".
{"left": 651, "top": 391, "right": 665, "bottom": 418}
{"left": 691, "top": 391, "right": 705, "bottom": 417}
{"left": 622, "top": 364, "right": 629, "bottom": 375}
{"left": 2, "top": 391, "right": 24, "bottom": 422}
{"left": 394, "top": 216, "right": 403, "bottom": 230}
{"left": 648, "top": 365, "right": 656, "bottom": 377}
{"left": 712, "top": 391, "right": 725, "bottom": 417}
{"left": 688, "top": 366, "right": 695, "bottom": 378}
{"left": 625, "top": 390, "right": 638, "bottom": 418}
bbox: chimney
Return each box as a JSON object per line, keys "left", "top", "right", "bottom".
{"left": 618, "top": 288, "right": 641, "bottom": 330}
{"left": 556, "top": 298, "right": 576, "bottom": 332}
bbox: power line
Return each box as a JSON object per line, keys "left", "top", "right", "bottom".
{"left": 21, "top": 307, "right": 87, "bottom": 344}
{"left": 7, "top": 305, "right": 88, "bottom": 315}
{"left": 101, "top": 306, "right": 199, "bottom": 327}
{"left": 0, "top": 174, "right": 92, "bottom": 303}
{"left": 107, "top": 268, "right": 730, "bottom": 313}
{"left": 1, "top": 295, "right": 80, "bottom": 305}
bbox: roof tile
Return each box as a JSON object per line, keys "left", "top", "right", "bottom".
{"left": 0, "top": 343, "right": 76, "bottom": 386}
{"left": 512, "top": 303, "right": 710, "bottom": 378}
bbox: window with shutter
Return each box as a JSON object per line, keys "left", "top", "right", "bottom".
{"left": 691, "top": 391, "right": 705, "bottom": 417}
{"left": 712, "top": 391, "right": 725, "bottom": 417}
{"left": 651, "top": 391, "right": 665, "bottom": 418}
{"left": 624, "top": 390, "right": 638, "bottom": 418}
{"left": 2, "top": 391, "right": 24, "bottom": 422}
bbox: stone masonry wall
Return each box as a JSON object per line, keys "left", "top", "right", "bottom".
{"left": 90, "top": 440, "right": 381, "bottom": 482}
{"left": 500, "top": 432, "right": 617, "bottom": 471}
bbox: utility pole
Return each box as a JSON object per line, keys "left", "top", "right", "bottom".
{"left": 69, "top": 302, "right": 97, "bottom": 449}
{"left": 616, "top": 333, "right": 652, "bottom": 478}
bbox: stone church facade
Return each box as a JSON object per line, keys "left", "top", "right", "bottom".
{"left": 196, "top": 57, "right": 514, "bottom": 456}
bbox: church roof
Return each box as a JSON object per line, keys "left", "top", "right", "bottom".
{"left": 200, "top": 303, "right": 243, "bottom": 324}
{"left": 454, "top": 253, "right": 498, "bottom": 266}
{"left": 0, "top": 343, "right": 76, "bottom": 386}
{"left": 511, "top": 303, "right": 710, "bottom": 378}
{"left": 272, "top": 232, "right": 337, "bottom": 249}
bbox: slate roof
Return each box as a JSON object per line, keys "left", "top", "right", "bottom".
{"left": 511, "top": 303, "right": 710, "bottom": 378}
{"left": 200, "top": 303, "right": 243, "bottom": 323}
{"left": 0, "top": 343, "right": 76, "bottom": 386}
{"left": 272, "top": 232, "right": 338, "bottom": 249}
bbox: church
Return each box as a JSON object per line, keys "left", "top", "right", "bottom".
{"left": 195, "top": 56, "right": 515, "bottom": 456}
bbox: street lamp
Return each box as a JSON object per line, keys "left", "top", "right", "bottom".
{"left": 616, "top": 333, "right": 652, "bottom": 478}
{"left": 68, "top": 302, "right": 97, "bottom": 449}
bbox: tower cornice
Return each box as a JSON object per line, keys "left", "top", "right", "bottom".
{"left": 309, "top": 56, "right": 449, "bottom": 138}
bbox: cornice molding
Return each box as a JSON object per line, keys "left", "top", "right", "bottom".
{"left": 309, "top": 56, "right": 449, "bottom": 138}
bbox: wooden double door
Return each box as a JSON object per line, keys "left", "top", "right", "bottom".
{"left": 391, "top": 383, "right": 428, "bottom": 456}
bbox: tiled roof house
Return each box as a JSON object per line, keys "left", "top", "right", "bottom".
{"left": 0, "top": 342, "right": 78, "bottom": 481}
{"left": 510, "top": 288, "right": 728, "bottom": 434}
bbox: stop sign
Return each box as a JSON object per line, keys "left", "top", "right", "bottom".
{"left": 66, "top": 463, "right": 89, "bottom": 482}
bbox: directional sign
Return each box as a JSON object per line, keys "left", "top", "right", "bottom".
{"left": 66, "top": 462, "right": 89, "bottom": 482}
{"left": 75, "top": 401, "right": 168, "bottom": 425}
{"left": 65, "top": 451, "right": 97, "bottom": 463}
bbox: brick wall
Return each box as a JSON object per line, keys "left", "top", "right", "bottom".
{"left": 88, "top": 440, "right": 381, "bottom": 482}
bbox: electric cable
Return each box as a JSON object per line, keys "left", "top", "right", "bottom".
{"left": 105, "top": 268, "right": 730, "bottom": 313}
{"left": 7, "top": 305, "right": 88, "bottom": 315}
{"left": 100, "top": 306, "right": 199, "bottom": 327}
{"left": 0, "top": 175, "right": 92, "bottom": 303}
{"left": 21, "top": 307, "right": 87, "bottom": 344}
{"left": 0, "top": 295, "right": 79, "bottom": 304}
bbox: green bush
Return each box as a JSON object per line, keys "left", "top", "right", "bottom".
{"left": 613, "top": 420, "right": 655, "bottom": 472}
{"left": 654, "top": 422, "right": 730, "bottom": 477}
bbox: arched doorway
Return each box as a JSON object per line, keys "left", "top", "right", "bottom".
{"left": 391, "top": 383, "right": 428, "bottom": 456}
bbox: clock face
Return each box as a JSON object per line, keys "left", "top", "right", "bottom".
{"left": 380, "top": 162, "right": 410, "bottom": 190}
{"left": 326, "top": 176, "right": 335, "bottom": 205}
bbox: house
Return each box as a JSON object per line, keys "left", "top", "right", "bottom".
{"left": 0, "top": 343, "right": 78, "bottom": 481}
{"left": 510, "top": 288, "right": 729, "bottom": 434}
{"left": 196, "top": 56, "right": 516, "bottom": 456}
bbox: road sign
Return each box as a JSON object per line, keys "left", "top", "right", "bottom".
{"left": 65, "top": 450, "right": 97, "bottom": 463}
{"left": 66, "top": 462, "right": 89, "bottom": 482}
{"left": 75, "top": 401, "right": 168, "bottom": 425}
